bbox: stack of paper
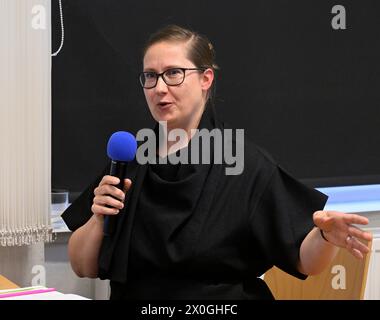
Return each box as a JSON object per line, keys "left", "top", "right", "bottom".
{"left": 0, "top": 286, "right": 90, "bottom": 300}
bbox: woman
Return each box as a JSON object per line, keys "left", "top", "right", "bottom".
{"left": 62, "top": 25, "right": 372, "bottom": 300}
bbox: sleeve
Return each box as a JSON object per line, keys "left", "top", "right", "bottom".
{"left": 249, "top": 165, "right": 328, "bottom": 280}
{"left": 61, "top": 163, "right": 110, "bottom": 231}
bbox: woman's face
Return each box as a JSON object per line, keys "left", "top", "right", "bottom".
{"left": 143, "top": 41, "right": 213, "bottom": 130}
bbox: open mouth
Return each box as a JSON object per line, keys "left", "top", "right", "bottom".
{"left": 158, "top": 102, "right": 173, "bottom": 109}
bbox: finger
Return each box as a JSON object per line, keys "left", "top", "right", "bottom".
{"left": 345, "top": 237, "right": 362, "bottom": 259}
{"left": 91, "top": 203, "right": 119, "bottom": 216}
{"left": 99, "top": 175, "right": 120, "bottom": 187}
{"left": 94, "top": 185, "right": 125, "bottom": 201}
{"left": 347, "top": 225, "right": 373, "bottom": 242}
{"left": 351, "top": 248, "right": 364, "bottom": 260}
{"left": 346, "top": 235, "right": 353, "bottom": 249}
{"left": 343, "top": 213, "right": 369, "bottom": 225}
{"left": 346, "top": 235, "right": 370, "bottom": 259}
{"left": 350, "top": 237, "right": 371, "bottom": 255}
{"left": 94, "top": 195, "right": 124, "bottom": 210}
{"left": 123, "top": 179, "right": 132, "bottom": 194}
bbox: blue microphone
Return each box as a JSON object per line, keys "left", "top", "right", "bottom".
{"left": 104, "top": 131, "right": 137, "bottom": 236}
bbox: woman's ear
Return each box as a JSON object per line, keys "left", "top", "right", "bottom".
{"left": 200, "top": 68, "right": 214, "bottom": 91}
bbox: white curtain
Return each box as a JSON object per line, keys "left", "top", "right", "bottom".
{"left": 0, "top": 0, "right": 52, "bottom": 246}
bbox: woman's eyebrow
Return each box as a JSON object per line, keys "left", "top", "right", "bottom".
{"left": 164, "top": 65, "right": 182, "bottom": 69}
{"left": 143, "top": 65, "right": 183, "bottom": 72}
{"left": 142, "top": 68, "right": 156, "bottom": 72}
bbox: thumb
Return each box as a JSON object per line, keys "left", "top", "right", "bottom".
{"left": 123, "top": 178, "right": 132, "bottom": 194}
{"left": 313, "top": 211, "right": 334, "bottom": 232}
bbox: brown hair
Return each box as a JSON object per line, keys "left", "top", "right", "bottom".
{"left": 142, "top": 25, "right": 219, "bottom": 104}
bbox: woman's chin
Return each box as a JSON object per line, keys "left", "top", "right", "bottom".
{"left": 153, "top": 111, "right": 177, "bottom": 124}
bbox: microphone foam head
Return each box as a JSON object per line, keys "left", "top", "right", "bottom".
{"left": 107, "top": 131, "right": 137, "bottom": 162}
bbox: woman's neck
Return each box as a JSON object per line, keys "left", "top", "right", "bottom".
{"left": 158, "top": 108, "right": 204, "bottom": 158}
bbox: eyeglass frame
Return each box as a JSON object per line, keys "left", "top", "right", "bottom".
{"left": 139, "top": 67, "right": 207, "bottom": 89}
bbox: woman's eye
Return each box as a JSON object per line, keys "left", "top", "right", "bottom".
{"left": 145, "top": 73, "right": 156, "bottom": 79}
{"left": 166, "top": 69, "right": 181, "bottom": 76}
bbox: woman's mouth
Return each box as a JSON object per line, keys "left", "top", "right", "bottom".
{"left": 157, "top": 102, "right": 173, "bottom": 110}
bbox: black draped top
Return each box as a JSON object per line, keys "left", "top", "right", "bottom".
{"left": 62, "top": 106, "right": 328, "bottom": 300}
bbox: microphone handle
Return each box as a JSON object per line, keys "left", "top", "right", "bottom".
{"left": 103, "top": 160, "right": 127, "bottom": 236}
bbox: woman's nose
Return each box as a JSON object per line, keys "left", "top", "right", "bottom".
{"left": 155, "top": 76, "right": 168, "bottom": 93}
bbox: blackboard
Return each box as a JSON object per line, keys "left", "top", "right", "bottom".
{"left": 52, "top": 0, "right": 380, "bottom": 198}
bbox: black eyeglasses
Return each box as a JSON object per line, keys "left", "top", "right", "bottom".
{"left": 139, "top": 67, "right": 206, "bottom": 89}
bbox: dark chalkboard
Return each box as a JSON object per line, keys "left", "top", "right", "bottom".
{"left": 52, "top": 0, "right": 380, "bottom": 198}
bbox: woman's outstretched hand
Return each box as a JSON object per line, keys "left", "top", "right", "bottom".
{"left": 313, "top": 210, "right": 373, "bottom": 259}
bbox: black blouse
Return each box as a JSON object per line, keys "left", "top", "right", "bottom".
{"left": 62, "top": 106, "right": 328, "bottom": 300}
